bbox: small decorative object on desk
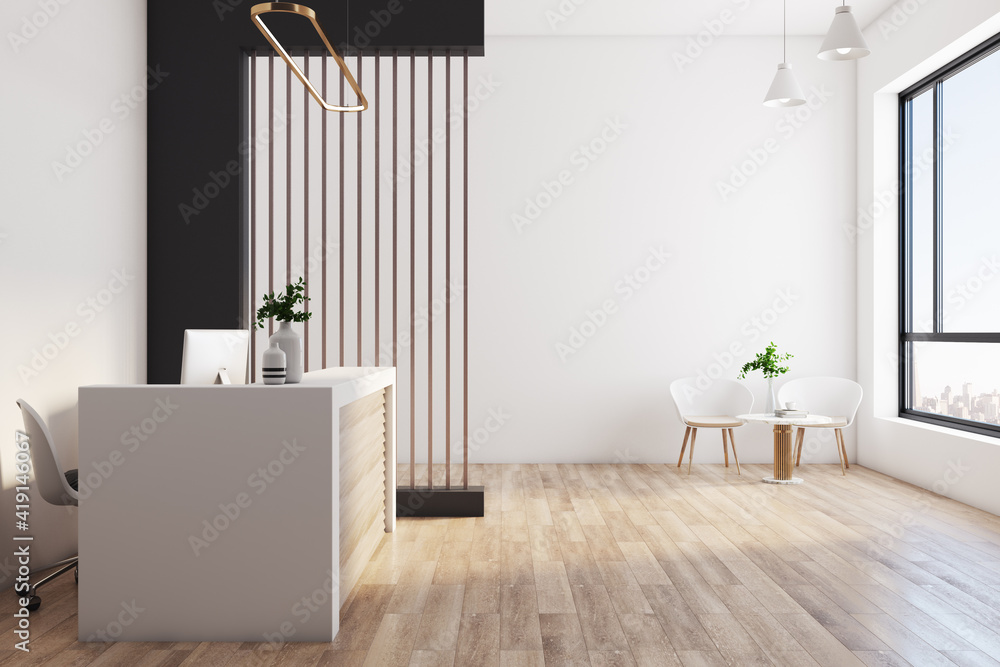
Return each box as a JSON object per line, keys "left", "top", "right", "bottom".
{"left": 255, "top": 277, "right": 312, "bottom": 384}
{"left": 261, "top": 342, "right": 286, "bottom": 385}
{"left": 737, "top": 341, "right": 794, "bottom": 415}
{"left": 774, "top": 408, "right": 808, "bottom": 418}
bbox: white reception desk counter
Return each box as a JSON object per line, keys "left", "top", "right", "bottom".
{"left": 77, "top": 367, "right": 396, "bottom": 642}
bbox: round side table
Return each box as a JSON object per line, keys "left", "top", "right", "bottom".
{"left": 736, "top": 414, "right": 833, "bottom": 484}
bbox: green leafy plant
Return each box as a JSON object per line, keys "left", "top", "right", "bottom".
{"left": 254, "top": 277, "right": 312, "bottom": 330}
{"left": 738, "top": 341, "right": 793, "bottom": 380}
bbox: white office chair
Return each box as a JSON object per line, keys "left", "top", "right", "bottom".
{"left": 669, "top": 378, "right": 754, "bottom": 475}
{"left": 776, "top": 377, "right": 863, "bottom": 475}
{"left": 16, "top": 399, "right": 80, "bottom": 612}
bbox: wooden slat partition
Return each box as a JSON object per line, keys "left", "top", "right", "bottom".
{"left": 247, "top": 51, "right": 472, "bottom": 502}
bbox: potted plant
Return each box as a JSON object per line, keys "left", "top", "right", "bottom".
{"left": 255, "top": 277, "right": 312, "bottom": 383}
{"left": 738, "top": 341, "right": 793, "bottom": 414}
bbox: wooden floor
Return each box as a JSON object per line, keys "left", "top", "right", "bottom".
{"left": 4, "top": 463, "right": 1000, "bottom": 666}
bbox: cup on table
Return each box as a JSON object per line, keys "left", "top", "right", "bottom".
{"left": 785, "top": 402, "right": 797, "bottom": 410}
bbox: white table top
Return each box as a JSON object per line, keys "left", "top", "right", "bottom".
{"left": 737, "top": 413, "right": 833, "bottom": 426}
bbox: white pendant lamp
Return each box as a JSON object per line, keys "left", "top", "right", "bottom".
{"left": 818, "top": 3, "right": 870, "bottom": 61}
{"left": 764, "top": 0, "right": 805, "bottom": 107}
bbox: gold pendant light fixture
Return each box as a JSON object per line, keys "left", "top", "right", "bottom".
{"left": 251, "top": 2, "right": 368, "bottom": 112}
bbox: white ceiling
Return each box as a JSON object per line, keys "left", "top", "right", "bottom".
{"left": 486, "top": 0, "right": 902, "bottom": 36}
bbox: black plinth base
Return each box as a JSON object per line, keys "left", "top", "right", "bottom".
{"left": 396, "top": 486, "right": 485, "bottom": 518}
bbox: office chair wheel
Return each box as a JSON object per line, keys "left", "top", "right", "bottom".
{"left": 27, "top": 596, "right": 41, "bottom": 612}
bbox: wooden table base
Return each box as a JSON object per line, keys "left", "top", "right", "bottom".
{"left": 763, "top": 423, "right": 803, "bottom": 485}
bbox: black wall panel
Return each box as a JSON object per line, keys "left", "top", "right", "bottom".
{"left": 146, "top": 0, "right": 482, "bottom": 382}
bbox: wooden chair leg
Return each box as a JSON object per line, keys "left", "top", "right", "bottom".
{"left": 722, "top": 429, "right": 729, "bottom": 468}
{"left": 794, "top": 428, "right": 805, "bottom": 466}
{"left": 840, "top": 429, "right": 850, "bottom": 469}
{"left": 677, "top": 426, "right": 691, "bottom": 468}
{"left": 836, "top": 429, "right": 847, "bottom": 475}
{"left": 728, "top": 428, "right": 741, "bottom": 476}
{"left": 687, "top": 428, "right": 698, "bottom": 475}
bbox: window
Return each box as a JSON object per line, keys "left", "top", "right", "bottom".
{"left": 900, "top": 33, "right": 1000, "bottom": 438}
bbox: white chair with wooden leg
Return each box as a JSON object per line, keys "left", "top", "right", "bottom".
{"left": 776, "top": 377, "right": 863, "bottom": 475}
{"left": 669, "top": 378, "right": 754, "bottom": 475}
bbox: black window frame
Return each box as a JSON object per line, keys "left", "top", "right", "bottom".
{"left": 898, "top": 31, "right": 1000, "bottom": 439}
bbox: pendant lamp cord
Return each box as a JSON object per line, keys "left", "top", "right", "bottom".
{"left": 783, "top": 0, "right": 786, "bottom": 62}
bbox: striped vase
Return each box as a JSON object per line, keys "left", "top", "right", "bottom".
{"left": 262, "top": 342, "right": 286, "bottom": 385}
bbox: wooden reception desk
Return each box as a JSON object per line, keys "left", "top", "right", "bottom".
{"left": 77, "top": 368, "right": 395, "bottom": 642}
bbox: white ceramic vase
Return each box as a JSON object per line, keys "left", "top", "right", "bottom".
{"left": 261, "top": 342, "right": 286, "bottom": 385}
{"left": 269, "top": 321, "right": 303, "bottom": 383}
{"left": 765, "top": 377, "right": 777, "bottom": 414}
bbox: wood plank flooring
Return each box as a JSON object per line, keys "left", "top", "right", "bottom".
{"left": 4, "top": 463, "right": 1000, "bottom": 666}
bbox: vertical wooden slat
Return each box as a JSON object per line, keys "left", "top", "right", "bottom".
{"left": 774, "top": 425, "right": 794, "bottom": 481}
{"left": 357, "top": 53, "right": 363, "bottom": 366}
{"left": 463, "top": 51, "right": 469, "bottom": 489}
{"left": 409, "top": 50, "right": 416, "bottom": 489}
{"left": 286, "top": 57, "right": 292, "bottom": 286}
{"left": 445, "top": 51, "right": 451, "bottom": 489}
{"left": 303, "top": 51, "right": 310, "bottom": 371}
{"left": 268, "top": 52, "right": 275, "bottom": 338}
{"left": 392, "top": 51, "right": 398, "bottom": 375}
{"left": 374, "top": 52, "right": 380, "bottom": 365}
{"left": 339, "top": 73, "right": 346, "bottom": 366}
{"left": 427, "top": 53, "right": 433, "bottom": 487}
{"left": 250, "top": 50, "right": 257, "bottom": 381}
{"left": 321, "top": 54, "right": 328, "bottom": 369}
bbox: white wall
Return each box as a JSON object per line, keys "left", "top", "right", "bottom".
{"left": 465, "top": 35, "right": 858, "bottom": 464}
{"left": 0, "top": 0, "right": 146, "bottom": 586}
{"left": 0, "top": 0, "right": 869, "bottom": 588}
{"left": 857, "top": 0, "right": 1000, "bottom": 515}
